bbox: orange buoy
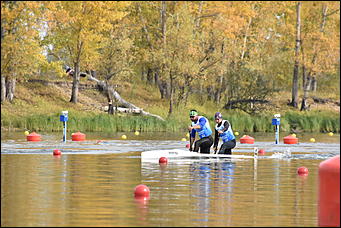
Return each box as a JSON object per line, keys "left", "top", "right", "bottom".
{"left": 159, "top": 157, "right": 168, "bottom": 164}
{"left": 240, "top": 135, "right": 254, "bottom": 144}
{"left": 26, "top": 132, "right": 41, "bottom": 141}
{"left": 71, "top": 131, "right": 86, "bottom": 141}
{"left": 53, "top": 149, "right": 61, "bottom": 156}
{"left": 283, "top": 135, "right": 298, "bottom": 144}
{"left": 134, "top": 184, "right": 150, "bottom": 197}
{"left": 318, "top": 155, "right": 340, "bottom": 227}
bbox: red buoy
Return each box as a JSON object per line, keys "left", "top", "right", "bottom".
{"left": 297, "top": 166, "right": 309, "bottom": 176}
{"left": 318, "top": 155, "right": 340, "bottom": 227}
{"left": 53, "top": 149, "right": 61, "bottom": 156}
{"left": 258, "top": 149, "right": 265, "bottom": 155}
{"left": 134, "top": 184, "right": 150, "bottom": 197}
{"left": 71, "top": 131, "right": 86, "bottom": 141}
{"left": 283, "top": 135, "right": 298, "bottom": 144}
{"left": 240, "top": 135, "right": 254, "bottom": 144}
{"left": 159, "top": 157, "right": 168, "bottom": 164}
{"left": 186, "top": 144, "right": 190, "bottom": 148}
{"left": 26, "top": 132, "right": 41, "bottom": 141}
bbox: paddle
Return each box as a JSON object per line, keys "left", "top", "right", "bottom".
{"left": 188, "top": 130, "right": 193, "bottom": 151}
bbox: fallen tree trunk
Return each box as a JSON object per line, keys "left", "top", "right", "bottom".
{"left": 86, "top": 74, "right": 165, "bottom": 121}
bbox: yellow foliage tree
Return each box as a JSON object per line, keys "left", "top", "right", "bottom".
{"left": 1, "top": 1, "right": 46, "bottom": 103}
{"left": 44, "top": 1, "right": 130, "bottom": 103}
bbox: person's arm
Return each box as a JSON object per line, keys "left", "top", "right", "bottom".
{"left": 218, "top": 120, "right": 230, "bottom": 134}
{"left": 188, "top": 124, "right": 197, "bottom": 151}
{"left": 189, "top": 128, "right": 196, "bottom": 151}
{"left": 188, "top": 117, "right": 205, "bottom": 131}
{"left": 198, "top": 117, "right": 206, "bottom": 129}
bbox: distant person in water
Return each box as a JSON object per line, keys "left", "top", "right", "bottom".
{"left": 213, "top": 112, "right": 236, "bottom": 155}
{"left": 188, "top": 109, "right": 213, "bottom": 154}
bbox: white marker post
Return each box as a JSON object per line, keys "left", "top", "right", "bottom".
{"left": 272, "top": 114, "right": 281, "bottom": 144}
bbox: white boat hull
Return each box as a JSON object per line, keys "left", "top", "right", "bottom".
{"left": 141, "top": 149, "right": 256, "bottom": 163}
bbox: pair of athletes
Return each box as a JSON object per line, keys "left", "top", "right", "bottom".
{"left": 187, "top": 110, "right": 236, "bottom": 154}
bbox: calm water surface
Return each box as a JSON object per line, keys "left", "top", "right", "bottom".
{"left": 1, "top": 131, "right": 340, "bottom": 227}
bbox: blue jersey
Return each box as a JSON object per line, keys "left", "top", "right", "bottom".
{"left": 190, "top": 116, "right": 212, "bottom": 139}
{"left": 215, "top": 120, "right": 235, "bottom": 143}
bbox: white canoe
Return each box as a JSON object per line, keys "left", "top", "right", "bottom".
{"left": 141, "top": 149, "right": 257, "bottom": 163}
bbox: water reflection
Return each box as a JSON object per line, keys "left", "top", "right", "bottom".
{"left": 190, "top": 160, "right": 235, "bottom": 225}
{"left": 134, "top": 196, "right": 150, "bottom": 225}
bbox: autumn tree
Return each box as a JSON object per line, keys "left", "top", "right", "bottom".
{"left": 289, "top": 1, "right": 302, "bottom": 108}
{"left": 1, "top": 1, "right": 46, "bottom": 103}
{"left": 300, "top": 1, "right": 340, "bottom": 110}
{"left": 43, "top": 1, "right": 130, "bottom": 103}
{"left": 198, "top": 1, "right": 284, "bottom": 112}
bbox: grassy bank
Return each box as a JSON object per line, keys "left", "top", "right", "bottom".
{"left": 1, "top": 108, "right": 339, "bottom": 134}
{"left": 1, "top": 80, "right": 340, "bottom": 134}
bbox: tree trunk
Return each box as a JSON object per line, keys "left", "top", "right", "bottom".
{"left": 168, "top": 71, "right": 174, "bottom": 116}
{"left": 207, "top": 86, "right": 213, "bottom": 101}
{"left": 106, "top": 82, "right": 114, "bottom": 115}
{"left": 290, "top": 2, "right": 301, "bottom": 108}
{"left": 147, "top": 67, "right": 153, "bottom": 83}
{"left": 154, "top": 70, "right": 159, "bottom": 87}
{"left": 154, "top": 70, "right": 168, "bottom": 99}
{"left": 311, "top": 76, "right": 317, "bottom": 91}
{"left": 1, "top": 76, "right": 6, "bottom": 103}
{"left": 302, "top": 64, "right": 306, "bottom": 90}
{"left": 241, "top": 17, "right": 252, "bottom": 60}
{"left": 195, "top": 1, "right": 204, "bottom": 28}
{"left": 300, "top": 71, "right": 312, "bottom": 111}
{"left": 5, "top": 77, "right": 16, "bottom": 103}
{"left": 161, "top": 1, "right": 167, "bottom": 46}
{"left": 214, "top": 75, "right": 223, "bottom": 103}
{"left": 70, "top": 63, "right": 80, "bottom": 103}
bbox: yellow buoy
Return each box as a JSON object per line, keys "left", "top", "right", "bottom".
{"left": 181, "top": 138, "right": 187, "bottom": 141}
{"left": 310, "top": 138, "right": 315, "bottom": 143}
{"left": 134, "top": 131, "right": 140, "bottom": 136}
{"left": 234, "top": 131, "right": 239, "bottom": 136}
{"left": 328, "top": 132, "right": 333, "bottom": 136}
{"left": 121, "top": 135, "right": 127, "bottom": 139}
{"left": 291, "top": 133, "right": 296, "bottom": 137}
{"left": 24, "top": 131, "right": 30, "bottom": 136}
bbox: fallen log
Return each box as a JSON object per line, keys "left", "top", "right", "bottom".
{"left": 86, "top": 74, "right": 165, "bottom": 121}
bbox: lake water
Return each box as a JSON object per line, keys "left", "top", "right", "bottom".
{"left": 1, "top": 131, "right": 340, "bottom": 227}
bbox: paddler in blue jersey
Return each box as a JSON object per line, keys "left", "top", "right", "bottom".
{"left": 188, "top": 109, "right": 214, "bottom": 154}
{"left": 213, "top": 112, "right": 236, "bottom": 154}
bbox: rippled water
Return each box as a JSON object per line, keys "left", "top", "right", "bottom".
{"left": 1, "top": 131, "right": 340, "bottom": 227}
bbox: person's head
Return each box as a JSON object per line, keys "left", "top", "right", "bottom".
{"left": 189, "top": 109, "right": 198, "bottom": 121}
{"left": 214, "top": 112, "right": 223, "bottom": 124}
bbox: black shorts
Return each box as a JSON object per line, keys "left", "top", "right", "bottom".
{"left": 218, "top": 139, "right": 236, "bottom": 155}
{"left": 194, "top": 135, "right": 214, "bottom": 154}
